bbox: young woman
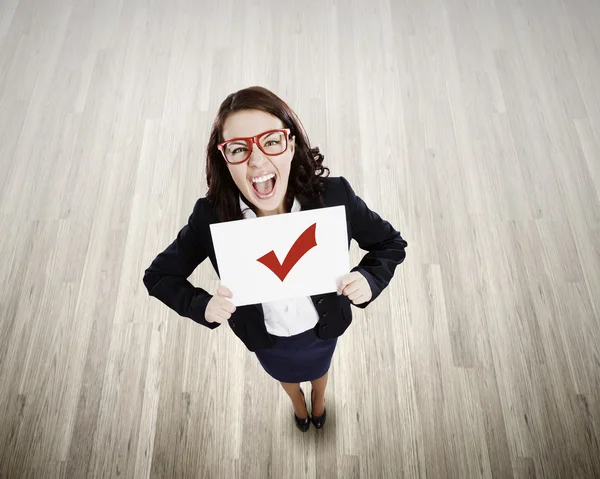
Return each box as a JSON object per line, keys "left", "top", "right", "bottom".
{"left": 143, "top": 86, "right": 408, "bottom": 432}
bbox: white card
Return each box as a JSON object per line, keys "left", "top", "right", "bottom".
{"left": 209, "top": 205, "right": 350, "bottom": 306}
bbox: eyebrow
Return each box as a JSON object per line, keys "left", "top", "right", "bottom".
{"left": 223, "top": 129, "right": 281, "bottom": 144}
{"left": 226, "top": 139, "right": 248, "bottom": 146}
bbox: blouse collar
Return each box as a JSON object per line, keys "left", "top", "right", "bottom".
{"left": 239, "top": 195, "right": 301, "bottom": 219}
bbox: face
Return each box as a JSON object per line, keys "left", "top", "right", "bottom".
{"left": 221, "top": 109, "right": 295, "bottom": 216}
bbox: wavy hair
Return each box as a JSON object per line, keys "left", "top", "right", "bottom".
{"left": 205, "top": 86, "right": 330, "bottom": 222}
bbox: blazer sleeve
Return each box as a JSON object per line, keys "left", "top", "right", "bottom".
{"left": 142, "top": 198, "right": 220, "bottom": 329}
{"left": 340, "top": 176, "right": 408, "bottom": 308}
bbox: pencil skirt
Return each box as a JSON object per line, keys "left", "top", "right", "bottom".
{"left": 254, "top": 327, "right": 338, "bottom": 383}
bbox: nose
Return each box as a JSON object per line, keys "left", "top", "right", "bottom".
{"left": 247, "top": 142, "right": 267, "bottom": 167}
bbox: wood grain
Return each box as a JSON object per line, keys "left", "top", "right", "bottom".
{"left": 1, "top": 0, "right": 599, "bottom": 477}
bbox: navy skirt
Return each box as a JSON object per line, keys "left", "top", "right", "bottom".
{"left": 254, "top": 326, "right": 338, "bottom": 383}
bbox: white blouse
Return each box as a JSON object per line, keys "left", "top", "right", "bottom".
{"left": 239, "top": 195, "right": 320, "bottom": 337}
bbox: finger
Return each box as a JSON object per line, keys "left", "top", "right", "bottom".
{"left": 351, "top": 294, "right": 369, "bottom": 305}
{"left": 213, "top": 296, "right": 235, "bottom": 313}
{"left": 342, "top": 282, "right": 361, "bottom": 297}
{"left": 220, "top": 298, "right": 236, "bottom": 314}
{"left": 338, "top": 273, "right": 352, "bottom": 288}
{"left": 352, "top": 297, "right": 367, "bottom": 306}
{"left": 217, "top": 285, "right": 233, "bottom": 298}
{"left": 206, "top": 311, "right": 223, "bottom": 323}
{"left": 348, "top": 290, "right": 365, "bottom": 303}
{"left": 337, "top": 274, "right": 356, "bottom": 294}
{"left": 215, "top": 308, "right": 232, "bottom": 321}
{"left": 347, "top": 287, "right": 362, "bottom": 300}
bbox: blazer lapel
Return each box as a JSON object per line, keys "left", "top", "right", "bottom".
{"left": 297, "top": 193, "right": 322, "bottom": 212}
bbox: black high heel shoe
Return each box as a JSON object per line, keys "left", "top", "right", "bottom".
{"left": 294, "top": 388, "right": 310, "bottom": 432}
{"left": 311, "top": 388, "right": 326, "bottom": 429}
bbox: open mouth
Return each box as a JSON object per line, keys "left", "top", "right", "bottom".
{"left": 251, "top": 173, "right": 277, "bottom": 199}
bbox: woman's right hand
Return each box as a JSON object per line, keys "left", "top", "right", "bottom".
{"left": 205, "top": 285, "right": 236, "bottom": 323}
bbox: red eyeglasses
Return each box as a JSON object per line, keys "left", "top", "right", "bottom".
{"left": 217, "top": 128, "right": 292, "bottom": 164}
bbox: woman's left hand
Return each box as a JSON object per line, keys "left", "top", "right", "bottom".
{"left": 337, "top": 271, "right": 372, "bottom": 305}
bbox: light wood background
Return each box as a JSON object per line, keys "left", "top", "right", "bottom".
{"left": 1, "top": 0, "right": 599, "bottom": 477}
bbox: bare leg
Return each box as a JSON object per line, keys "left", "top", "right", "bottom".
{"left": 310, "top": 370, "right": 329, "bottom": 416}
{"left": 279, "top": 381, "right": 308, "bottom": 419}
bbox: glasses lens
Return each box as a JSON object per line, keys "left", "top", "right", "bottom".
{"left": 259, "top": 130, "right": 287, "bottom": 155}
{"left": 224, "top": 140, "right": 251, "bottom": 163}
{"left": 222, "top": 131, "right": 287, "bottom": 163}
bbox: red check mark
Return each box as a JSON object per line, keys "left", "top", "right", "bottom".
{"left": 257, "top": 223, "right": 317, "bottom": 281}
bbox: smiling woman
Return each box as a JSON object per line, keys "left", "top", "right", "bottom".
{"left": 205, "top": 86, "right": 330, "bottom": 221}
{"left": 217, "top": 118, "right": 294, "bottom": 214}
{"left": 226, "top": 120, "right": 288, "bottom": 213}
{"left": 144, "top": 85, "right": 408, "bottom": 432}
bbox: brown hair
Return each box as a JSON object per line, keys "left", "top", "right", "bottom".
{"left": 205, "top": 86, "right": 330, "bottom": 222}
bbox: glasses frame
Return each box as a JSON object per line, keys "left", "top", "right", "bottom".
{"left": 217, "top": 128, "right": 292, "bottom": 165}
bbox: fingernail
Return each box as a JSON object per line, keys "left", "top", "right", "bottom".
{"left": 337, "top": 292, "right": 341, "bottom": 296}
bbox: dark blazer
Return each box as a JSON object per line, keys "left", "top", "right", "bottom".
{"left": 143, "top": 176, "right": 408, "bottom": 352}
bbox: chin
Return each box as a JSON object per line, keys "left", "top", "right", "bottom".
{"left": 248, "top": 191, "right": 285, "bottom": 213}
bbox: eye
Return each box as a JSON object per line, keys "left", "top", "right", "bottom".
{"left": 231, "top": 147, "right": 247, "bottom": 154}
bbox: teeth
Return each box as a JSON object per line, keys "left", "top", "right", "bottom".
{"left": 251, "top": 173, "right": 275, "bottom": 183}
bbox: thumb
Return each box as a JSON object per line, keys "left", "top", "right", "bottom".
{"left": 337, "top": 273, "right": 352, "bottom": 294}
{"left": 216, "top": 285, "right": 233, "bottom": 298}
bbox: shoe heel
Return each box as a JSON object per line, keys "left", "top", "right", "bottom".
{"left": 294, "top": 388, "right": 310, "bottom": 432}
{"left": 310, "top": 389, "right": 326, "bottom": 429}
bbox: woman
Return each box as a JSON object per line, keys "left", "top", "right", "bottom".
{"left": 143, "top": 86, "right": 408, "bottom": 432}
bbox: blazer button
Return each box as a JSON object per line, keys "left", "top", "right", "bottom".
{"left": 317, "top": 298, "right": 324, "bottom": 305}
{"left": 230, "top": 319, "right": 236, "bottom": 328}
{"left": 321, "top": 324, "right": 328, "bottom": 331}
{"left": 320, "top": 312, "right": 328, "bottom": 318}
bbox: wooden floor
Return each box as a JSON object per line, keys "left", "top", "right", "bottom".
{"left": 1, "top": 0, "right": 599, "bottom": 477}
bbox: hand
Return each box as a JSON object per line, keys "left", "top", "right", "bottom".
{"left": 205, "top": 284, "right": 236, "bottom": 323}
{"left": 338, "top": 271, "right": 372, "bottom": 305}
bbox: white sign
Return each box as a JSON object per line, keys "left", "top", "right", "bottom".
{"left": 210, "top": 206, "right": 350, "bottom": 306}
